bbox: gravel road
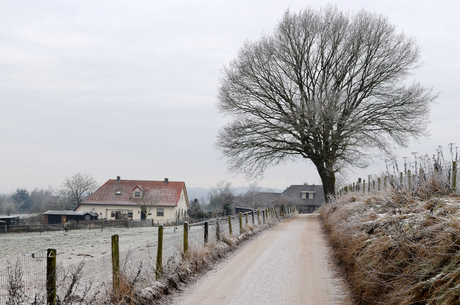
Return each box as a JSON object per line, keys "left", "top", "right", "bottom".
{"left": 168, "top": 213, "right": 352, "bottom": 305}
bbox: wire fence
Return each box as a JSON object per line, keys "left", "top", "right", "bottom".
{"left": 2, "top": 219, "right": 158, "bottom": 234}
{"left": 0, "top": 208, "right": 283, "bottom": 304}
{"left": 340, "top": 146, "right": 460, "bottom": 195}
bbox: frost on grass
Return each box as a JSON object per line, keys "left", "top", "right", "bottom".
{"left": 321, "top": 182, "right": 460, "bottom": 305}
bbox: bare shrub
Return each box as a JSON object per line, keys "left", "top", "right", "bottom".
{"left": 6, "top": 259, "right": 26, "bottom": 305}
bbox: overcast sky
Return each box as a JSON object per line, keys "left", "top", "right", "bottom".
{"left": 1, "top": 0, "right": 459, "bottom": 194}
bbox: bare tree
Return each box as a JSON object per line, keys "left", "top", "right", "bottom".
{"left": 208, "top": 180, "right": 235, "bottom": 216}
{"left": 216, "top": 6, "right": 436, "bottom": 199}
{"left": 1, "top": 199, "right": 15, "bottom": 216}
{"left": 136, "top": 189, "right": 164, "bottom": 220}
{"left": 30, "top": 188, "right": 57, "bottom": 212}
{"left": 237, "top": 182, "right": 262, "bottom": 209}
{"left": 59, "top": 173, "right": 99, "bottom": 209}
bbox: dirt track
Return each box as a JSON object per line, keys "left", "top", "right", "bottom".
{"left": 168, "top": 213, "right": 352, "bottom": 305}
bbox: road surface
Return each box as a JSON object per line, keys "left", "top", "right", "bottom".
{"left": 167, "top": 214, "right": 352, "bottom": 305}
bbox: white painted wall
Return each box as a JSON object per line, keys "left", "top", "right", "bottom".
{"left": 76, "top": 187, "right": 190, "bottom": 224}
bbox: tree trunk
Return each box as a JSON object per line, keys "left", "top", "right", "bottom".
{"left": 317, "top": 168, "right": 336, "bottom": 202}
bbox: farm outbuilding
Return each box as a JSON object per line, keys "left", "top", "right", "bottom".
{"left": 0, "top": 216, "right": 20, "bottom": 227}
{"left": 43, "top": 211, "right": 99, "bottom": 224}
{"left": 234, "top": 207, "right": 255, "bottom": 214}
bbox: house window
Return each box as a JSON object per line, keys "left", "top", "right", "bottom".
{"left": 111, "top": 211, "right": 115, "bottom": 218}
{"left": 116, "top": 190, "right": 122, "bottom": 195}
{"left": 301, "top": 192, "right": 314, "bottom": 199}
{"left": 157, "top": 208, "right": 164, "bottom": 217}
{"left": 85, "top": 215, "right": 90, "bottom": 220}
{"left": 128, "top": 210, "right": 133, "bottom": 219}
{"left": 134, "top": 191, "right": 141, "bottom": 198}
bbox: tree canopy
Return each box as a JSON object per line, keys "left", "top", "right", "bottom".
{"left": 59, "top": 173, "right": 99, "bottom": 209}
{"left": 208, "top": 180, "right": 235, "bottom": 216}
{"left": 216, "top": 6, "right": 436, "bottom": 198}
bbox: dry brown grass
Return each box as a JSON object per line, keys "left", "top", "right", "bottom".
{"left": 126, "top": 218, "right": 279, "bottom": 304}
{"left": 321, "top": 180, "right": 460, "bottom": 305}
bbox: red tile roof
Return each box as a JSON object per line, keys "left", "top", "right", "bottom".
{"left": 78, "top": 179, "right": 188, "bottom": 208}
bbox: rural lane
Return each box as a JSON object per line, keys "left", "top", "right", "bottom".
{"left": 167, "top": 214, "right": 352, "bottom": 305}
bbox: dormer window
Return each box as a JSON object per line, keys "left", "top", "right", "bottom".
{"left": 132, "top": 185, "right": 144, "bottom": 198}
{"left": 301, "top": 191, "right": 314, "bottom": 199}
{"left": 116, "top": 190, "right": 122, "bottom": 195}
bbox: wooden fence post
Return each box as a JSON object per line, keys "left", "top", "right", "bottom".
{"left": 239, "top": 212, "right": 243, "bottom": 234}
{"left": 453, "top": 161, "right": 457, "bottom": 191}
{"left": 46, "top": 248, "right": 57, "bottom": 305}
{"left": 183, "top": 222, "right": 189, "bottom": 253}
{"left": 228, "top": 215, "right": 232, "bottom": 234}
{"left": 216, "top": 219, "right": 221, "bottom": 241}
{"left": 262, "top": 210, "right": 265, "bottom": 224}
{"left": 363, "top": 180, "right": 366, "bottom": 193}
{"left": 111, "top": 235, "right": 120, "bottom": 292}
{"left": 204, "top": 221, "right": 209, "bottom": 244}
{"left": 245, "top": 213, "right": 248, "bottom": 225}
{"left": 257, "top": 210, "right": 260, "bottom": 224}
{"left": 156, "top": 225, "right": 163, "bottom": 280}
{"left": 251, "top": 210, "right": 255, "bottom": 224}
{"left": 407, "top": 170, "right": 412, "bottom": 189}
{"left": 378, "top": 178, "right": 381, "bottom": 191}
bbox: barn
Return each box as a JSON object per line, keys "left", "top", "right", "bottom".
{"left": 0, "top": 216, "right": 20, "bottom": 230}
{"left": 0, "top": 216, "right": 20, "bottom": 226}
{"left": 43, "top": 211, "right": 99, "bottom": 224}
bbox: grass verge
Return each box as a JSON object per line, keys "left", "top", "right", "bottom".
{"left": 320, "top": 180, "right": 460, "bottom": 304}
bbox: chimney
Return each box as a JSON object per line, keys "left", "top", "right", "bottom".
{"left": 117, "top": 176, "right": 120, "bottom": 181}
{"left": 164, "top": 178, "right": 169, "bottom": 184}
{"left": 304, "top": 182, "right": 308, "bottom": 185}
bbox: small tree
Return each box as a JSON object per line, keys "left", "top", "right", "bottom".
{"left": 136, "top": 189, "right": 164, "bottom": 220}
{"left": 1, "top": 200, "right": 15, "bottom": 216}
{"left": 216, "top": 6, "right": 436, "bottom": 199}
{"left": 30, "top": 188, "right": 57, "bottom": 212}
{"left": 58, "top": 173, "right": 99, "bottom": 209}
{"left": 242, "top": 182, "right": 262, "bottom": 208}
{"left": 208, "top": 181, "right": 235, "bottom": 216}
{"left": 11, "top": 189, "right": 33, "bottom": 212}
{"left": 188, "top": 198, "right": 209, "bottom": 219}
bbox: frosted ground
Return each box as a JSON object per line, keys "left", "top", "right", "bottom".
{"left": 0, "top": 224, "right": 214, "bottom": 304}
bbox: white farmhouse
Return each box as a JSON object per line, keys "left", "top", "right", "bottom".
{"left": 75, "top": 177, "right": 189, "bottom": 224}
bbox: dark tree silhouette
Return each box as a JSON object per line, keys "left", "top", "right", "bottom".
{"left": 216, "top": 6, "right": 436, "bottom": 199}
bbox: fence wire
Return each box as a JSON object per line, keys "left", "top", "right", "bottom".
{"left": 0, "top": 211, "right": 274, "bottom": 304}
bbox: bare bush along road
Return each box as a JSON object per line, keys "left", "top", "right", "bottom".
{"left": 168, "top": 214, "right": 352, "bottom": 305}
